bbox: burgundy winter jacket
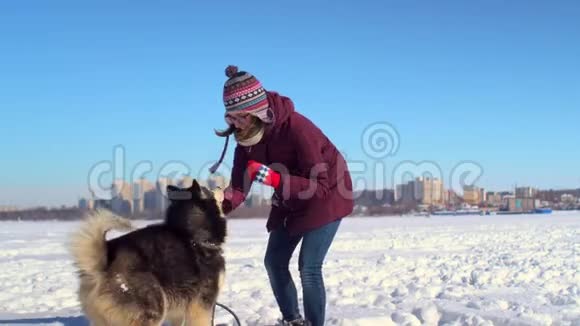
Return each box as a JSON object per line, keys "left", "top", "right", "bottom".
{"left": 222, "top": 91, "right": 354, "bottom": 236}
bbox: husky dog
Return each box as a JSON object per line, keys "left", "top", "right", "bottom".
{"left": 68, "top": 180, "right": 227, "bottom": 326}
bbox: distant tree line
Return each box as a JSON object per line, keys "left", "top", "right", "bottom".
{"left": 0, "top": 189, "right": 401, "bottom": 221}
{"left": 8, "top": 187, "right": 577, "bottom": 221}
{"left": 0, "top": 207, "right": 87, "bottom": 221}
{"left": 537, "top": 189, "right": 580, "bottom": 202}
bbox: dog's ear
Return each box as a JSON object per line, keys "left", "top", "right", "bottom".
{"left": 188, "top": 179, "right": 202, "bottom": 198}
{"left": 167, "top": 185, "right": 192, "bottom": 201}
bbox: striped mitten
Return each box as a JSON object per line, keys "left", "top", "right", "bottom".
{"left": 247, "top": 160, "right": 281, "bottom": 189}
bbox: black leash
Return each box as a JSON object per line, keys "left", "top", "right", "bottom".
{"left": 208, "top": 132, "right": 241, "bottom": 326}
{"left": 212, "top": 302, "right": 242, "bottom": 326}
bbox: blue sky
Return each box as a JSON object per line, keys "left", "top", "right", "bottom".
{"left": 1, "top": 0, "right": 579, "bottom": 207}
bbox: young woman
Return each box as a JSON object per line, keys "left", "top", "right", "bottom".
{"left": 211, "top": 65, "right": 354, "bottom": 326}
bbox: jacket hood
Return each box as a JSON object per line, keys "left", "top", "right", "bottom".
{"left": 265, "top": 91, "right": 294, "bottom": 132}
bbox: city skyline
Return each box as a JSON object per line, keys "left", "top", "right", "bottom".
{"left": 1, "top": 1, "right": 579, "bottom": 207}
{"left": 1, "top": 167, "right": 580, "bottom": 209}
{"left": 69, "top": 174, "right": 579, "bottom": 217}
{"left": 80, "top": 176, "right": 580, "bottom": 212}
{"left": 2, "top": 170, "right": 579, "bottom": 212}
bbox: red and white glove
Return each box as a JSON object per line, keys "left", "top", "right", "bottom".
{"left": 247, "top": 160, "right": 281, "bottom": 189}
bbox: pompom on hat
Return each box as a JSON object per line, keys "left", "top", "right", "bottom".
{"left": 222, "top": 65, "right": 273, "bottom": 124}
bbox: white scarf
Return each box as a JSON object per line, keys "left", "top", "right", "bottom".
{"left": 236, "top": 127, "right": 264, "bottom": 147}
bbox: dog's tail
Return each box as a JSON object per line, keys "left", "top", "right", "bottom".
{"left": 68, "top": 209, "right": 133, "bottom": 279}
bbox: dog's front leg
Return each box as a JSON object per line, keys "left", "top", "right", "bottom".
{"left": 185, "top": 301, "right": 213, "bottom": 326}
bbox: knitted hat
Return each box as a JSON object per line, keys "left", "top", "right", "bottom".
{"left": 209, "top": 66, "right": 271, "bottom": 175}
{"left": 223, "top": 65, "right": 273, "bottom": 123}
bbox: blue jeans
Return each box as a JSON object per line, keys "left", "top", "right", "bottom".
{"left": 264, "top": 219, "right": 341, "bottom": 326}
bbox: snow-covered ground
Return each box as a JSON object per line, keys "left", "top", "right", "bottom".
{"left": 0, "top": 212, "right": 579, "bottom": 326}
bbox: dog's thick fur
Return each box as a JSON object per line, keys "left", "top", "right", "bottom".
{"left": 68, "top": 180, "right": 227, "bottom": 326}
